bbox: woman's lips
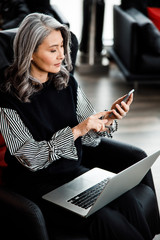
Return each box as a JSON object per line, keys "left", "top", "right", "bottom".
{"left": 54, "top": 63, "right": 61, "bottom": 67}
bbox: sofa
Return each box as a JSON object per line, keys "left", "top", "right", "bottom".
{"left": 108, "top": 0, "right": 160, "bottom": 83}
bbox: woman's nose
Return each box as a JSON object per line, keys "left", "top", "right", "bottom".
{"left": 57, "top": 48, "right": 64, "bottom": 59}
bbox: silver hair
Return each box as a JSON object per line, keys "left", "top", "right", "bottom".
{"left": 5, "top": 12, "right": 72, "bottom": 102}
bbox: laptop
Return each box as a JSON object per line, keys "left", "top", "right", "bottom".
{"left": 42, "top": 150, "right": 160, "bottom": 218}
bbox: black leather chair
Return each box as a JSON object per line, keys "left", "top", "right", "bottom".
{"left": 25, "top": 0, "right": 70, "bottom": 27}
{"left": 108, "top": 0, "right": 160, "bottom": 83}
{"left": 0, "top": 29, "right": 160, "bottom": 240}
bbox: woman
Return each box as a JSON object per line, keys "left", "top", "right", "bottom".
{"left": 0, "top": 13, "right": 153, "bottom": 239}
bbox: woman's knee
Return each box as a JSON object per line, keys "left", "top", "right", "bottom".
{"left": 110, "top": 189, "right": 140, "bottom": 213}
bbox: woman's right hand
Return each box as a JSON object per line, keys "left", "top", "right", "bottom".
{"left": 72, "top": 111, "right": 111, "bottom": 140}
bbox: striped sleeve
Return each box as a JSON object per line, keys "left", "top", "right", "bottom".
{"left": 0, "top": 108, "right": 78, "bottom": 172}
{"left": 76, "top": 85, "right": 118, "bottom": 146}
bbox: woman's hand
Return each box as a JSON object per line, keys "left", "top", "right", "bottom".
{"left": 72, "top": 111, "right": 112, "bottom": 140}
{"left": 109, "top": 92, "right": 133, "bottom": 120}
{"left": 72, "top": 93, "right": 133, "bottom": 141}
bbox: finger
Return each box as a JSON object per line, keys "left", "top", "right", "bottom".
{"left": 112, "top": 112, "right": 123, "bottom": 120}
{"left": 112, "top": 108, "right": 125, "bottom": 119}
{"left": 96, "top": 119, "right": 108, "bottom": 132}
{"left": 97, "top": 119, "right": 108, "bottom": 129}
{"left": 97, "top": 111, "right": 110, "bottom": 119}
{"left": 101, "top": 119, "right": 108, "bottom": 124}
{"left": 127, "top": 93, "right": 134, "bottom": 105}
{"left": 96, "top": 122, "right": 104, "bottom": 132}
{"left": 115, "top": 104, "right": 127, "bottom": 115}
{"left": 120, "top": 101, "right": 129, "bottom": 112}
{"left": 104, "top": 110, "right": 113, "bottom": 116}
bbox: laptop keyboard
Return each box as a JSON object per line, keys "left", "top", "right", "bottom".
{"left": 67, "top": 178, "right": 109, "bottom": 209}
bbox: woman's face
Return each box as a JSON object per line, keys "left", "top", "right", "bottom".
{"left": 31, "top": 30, "right": 65, "bottom": 82}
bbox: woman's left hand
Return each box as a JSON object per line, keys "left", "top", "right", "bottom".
{"left": 109, "top": 92, "right": 133, "bottom": 120}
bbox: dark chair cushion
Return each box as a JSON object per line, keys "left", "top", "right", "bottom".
{"left": 126, "top": 8, "right": 160, "bottom": 54}
{"left": 148, "top": 0, "right": 160, "bottom": 8}
{"left": 0, "top": 186, "right": 50, "bottom": 240}
{"left": 140, "top": 53, "right": 160, "bottom": 73}
{"left": 121, "top": 0, "right": 148, "bottom": 15}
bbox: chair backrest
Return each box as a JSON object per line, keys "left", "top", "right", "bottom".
{"left": 0, "top": 29, "right": 18, "bottom": 184}
{"left": 25, "top": 0, "right": 70, "bottom": 27}
{"left": 121, "top": 0, "right": 160, "bottom": 15}
{"left": 0, "top": 28, "right": 17, "bottom": 82}
{"left": 121, "top": 0, "right": 148, "bottom": 15}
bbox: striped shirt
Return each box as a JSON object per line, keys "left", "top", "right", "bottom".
{"left": 0, "top": 82, "right": 117, "bottom": 172}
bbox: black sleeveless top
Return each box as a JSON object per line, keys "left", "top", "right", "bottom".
{"left": 1, "top": 74, "right": 83, "bottom": 185}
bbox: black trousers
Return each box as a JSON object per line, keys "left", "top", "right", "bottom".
{"left": 41, "top": 188, "right": 152, "bottom": 240}
{"left": 30, "top": 138, "right": 154, "bottom": 240}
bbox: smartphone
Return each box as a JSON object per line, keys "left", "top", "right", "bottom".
{"left": 109, "top": 89, "right": 135, "bottom": 117}
{"left": 121, "top": 89, "right": 135, "bottom": 104}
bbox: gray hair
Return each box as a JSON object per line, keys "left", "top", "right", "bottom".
{"left": 5, "top": 12, "right": 72, "bottom": 102}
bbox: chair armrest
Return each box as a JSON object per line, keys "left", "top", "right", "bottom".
{"left": 113, "top": 5, "right": 138, "bottom": 72}
{"left": 0, "top": 186, "right": 49, "bottom": 240}
{"left": 50, "top": 4, "right": 70, "bottom": 27}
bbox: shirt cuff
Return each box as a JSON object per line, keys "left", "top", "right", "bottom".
{"left": 49, "top": 127, "right": 78, "bottom": 161}
{"left": 98, "top": 120, "right": 118, "bottom": 138}
{"left": 82, "top": 130, "right": 101, "bottom": 147}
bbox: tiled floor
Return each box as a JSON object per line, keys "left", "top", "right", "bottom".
{"left": 75, "top": 59, "right": 160, "bottom": 239}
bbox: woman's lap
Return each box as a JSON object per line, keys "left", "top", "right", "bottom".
{"left": 82, "top": 137, "right": 147, "bottom": 171}
{"left": 40, "top": 188, "right": 152, "bottom": 240}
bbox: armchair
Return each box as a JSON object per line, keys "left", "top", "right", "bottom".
{"left": 108, "top": 0, "right": 160, "bottom": 83}
{"left": 0, "top": 28, "right": 160, "bottom": 240}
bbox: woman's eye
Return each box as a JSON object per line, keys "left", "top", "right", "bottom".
{"left": 51, "top": 50, "right": 56, "bottom": 53}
